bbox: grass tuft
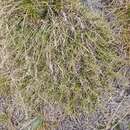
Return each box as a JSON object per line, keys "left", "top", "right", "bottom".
{"left": 0, "top": 0, "right": 127, "bottom": 117}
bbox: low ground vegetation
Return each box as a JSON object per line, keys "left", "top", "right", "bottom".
{"left": 0, "top": 0, "right": 129, "bottom": 129}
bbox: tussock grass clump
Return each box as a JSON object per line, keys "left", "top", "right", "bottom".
{"left": 0, "top": 0, "right": 122, "bottom": 115}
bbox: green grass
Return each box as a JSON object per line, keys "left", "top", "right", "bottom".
{"left": 0, "top": 0, "right": 127, "bottom": 119}
{"left": 0, "top": 0, "right": 119, "bottom": 114}
{"left": 0, "top": 113, "right": 8, "bottom": 123}
{"left": 0, "top": 75, "right": 10, "bottom": 96}
{"left": 109, "top": 0, "right": 130, "bottom": 49}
